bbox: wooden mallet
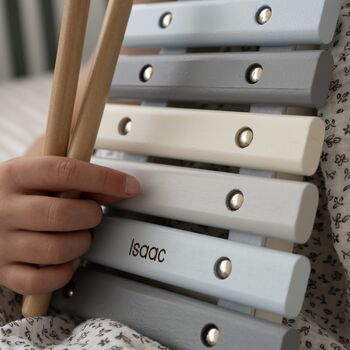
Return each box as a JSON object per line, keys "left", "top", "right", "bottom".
{"left": 22, "top": 0, "right": 133, "bottom": 318}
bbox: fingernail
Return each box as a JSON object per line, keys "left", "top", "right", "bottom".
{"left": 125, "top": 176, "right": 140, "bottom": 196}
{"left": 72, "top": 259, "right": 80, "bottom": 271}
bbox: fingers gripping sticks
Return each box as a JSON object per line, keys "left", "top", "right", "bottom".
{"left": 21, "top": 0, "right": 133, "bottom": 317}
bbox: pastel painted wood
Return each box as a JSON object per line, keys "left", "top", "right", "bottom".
{"left": 52, "top": 268, "right": 300, "bottom": 350}
{"left": 86, "top": 217, "right": 311, "bottom": 317}
{"left": 93, "top": 157, "right": 318, "bottom": 244}
{"left": 124, "top": 0, "right": 341, "bottom": 47}
{"left": 111, "top": 50, "right": 333, "bottom": 107}
{"left": 96, "top": 104, "right": 325, "bottom": 175}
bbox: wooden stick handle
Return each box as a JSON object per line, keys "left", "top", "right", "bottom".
{"left": 44, "top": 0, "right": 90, "bottom": 157}
{"left": 69, "top": 0, "right": 133, "bottom": 162}
{"left": 22, "top": 0, "right": 90, "bottom": 318}
{"left": 22, "top": 0, "right": 133, "bottom": 318}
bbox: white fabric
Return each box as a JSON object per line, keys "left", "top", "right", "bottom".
{"left": 0, "top": 75, "right": 49, "bottom": 161}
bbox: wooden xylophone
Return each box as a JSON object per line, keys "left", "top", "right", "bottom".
{"left": 53, "top": 1, "right": 341, "bottom": 349}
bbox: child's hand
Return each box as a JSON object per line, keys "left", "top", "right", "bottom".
{"left": 0, "top": 156, "right": 140, "bottom": 295}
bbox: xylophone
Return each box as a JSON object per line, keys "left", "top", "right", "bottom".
{"left": 53, "top": 1, "right": 341, "bottom": 349}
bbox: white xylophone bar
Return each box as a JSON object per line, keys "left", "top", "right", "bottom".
{"left": 92, "top": 157, "right": 318, "bottom": 244}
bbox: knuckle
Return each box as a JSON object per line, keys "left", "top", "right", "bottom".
{"left": 100, "top": 168, "right": 113, "bottom": 188}
{"left": 21, "top": 274, "right": 41, "bottom": 294}
{"left": 45, "top": 200, "right": 68, "bottom": 228}
{"left": 0, "top": 160, "right": 15, "bottom": 183}
{"left": 46, "top": 200, "right": 60, "bottom": 227}
{"left": 42, "top": 236, "right": 65, "bottom": 264}
{"left": 8, "top": 271, "right": 40, "bottom": 295}
{"left": 24, "top": 266, "right": 73, "bottom": 294}
{"left": 0, "top": 201, "right": 9, "bottom": 225}
{"left": 0, "top": 264, "right": 75, "bottom": 295}
{"left": 55, "top": 158, "right": 77, "bottom": 183}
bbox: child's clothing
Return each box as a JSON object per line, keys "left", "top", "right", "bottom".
{"left": 0, "top": 285, "right": 167, "bottom": 349}
{"left": 0, "top": 3, "right": 350, "bottom": 348}
{"left": 283, "top": 3, "right": 350, "bottom": 348}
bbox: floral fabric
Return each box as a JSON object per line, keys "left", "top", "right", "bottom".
{"left": 0, "top": 285, "right": 168, "bottom": 349}
{"left": 0, "top": 2, "right": 350, "bottom": 349}
{"left": 283, "top": 2, "right": 350, "bottom": 349}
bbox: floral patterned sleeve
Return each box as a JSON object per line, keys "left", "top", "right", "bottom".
{"left": 284, "top": 1, "right": 350, "bottom": 349}
{"left": 0, "top": 285, "right": 168, "bottom": 349}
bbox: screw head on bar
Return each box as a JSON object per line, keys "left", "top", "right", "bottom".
{"left": 215, "top": 257, "right": 232, "bottom": 279}
{"left": 203, "top": 325, "right": 220, "bottom": 347}
{"left": 247, "top": 65, "right": 263, "bottom": 84}
{"left": 236, "top": 128, "right": 254, "bottom": 148}
{"left": 123, "top": 120, "right": 132, "bottom": 134}
{"left": 257, "top": 6, "right": 272, "bottom": 25}
{"left": 118, "top": 117, "right": 132, "bottom": 135}
{"left": 226, "top": 190, "right": 244, "bottom": 211}
{"left": 140, "top": 65, "right": 153, "bottom": 82}
{"left": 160, "top": 12, "right": 173, "bottom": 28}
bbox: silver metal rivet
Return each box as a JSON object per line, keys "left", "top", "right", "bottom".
{"left": 246, "top": 64, "right": 263, "bottom": 84}
{"left": 63, "top": 282, "right": 75, "bottom": 299}
{"left": 118, "top": 117, "right": 132, "bottom": 135}
{"left": 257, "top": 6, "right": 272, "bottom": 25}
{"left": 140, "top": 65, "right": 153, "bottom": 82}
{"left": 215, "top": 257, "right": 232, "bottom": 279}
{"left": 160, "top": 12, "right": 172, "bottom": 28}
{"left": 124, "top": 120, "right": 132, "bottom": 133}
{"left": 236, "top": 128, "right": 254, "bottom": 148}
{"left": 202, "top": 325, "right": 220, "bottom": 347}
{"left": 226, "top": 190, "right": 244, "bottom": 211}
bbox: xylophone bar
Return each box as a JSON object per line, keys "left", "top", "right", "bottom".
{"left": 93, "top": 157, "right": 318, "bottom": 244}
{"left": 87, "top": 217, "right": 310, "bottom": 317}
{"left": 52, "top": 267, "right": 300, "bottom": 350}
{"left": 96, "top": 104, "right": 325, "bottom": 175}
{"left": 124, "top": 0, "right": 341, "bottom": 48}
{"left": 111, "top": 51, "right": 333, "bottom": 107}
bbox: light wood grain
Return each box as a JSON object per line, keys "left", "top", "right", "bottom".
{"left": 44, "top": 0, "right": 90, "bottom": 157}
{"left": 22, "top": 0, "right": 132, "bottom": 317}
{"left": 69, "top": 0, "right": 133, "bottom": 162}
{"left": 22, "top": 0, "right": 90, "bottom": 318}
